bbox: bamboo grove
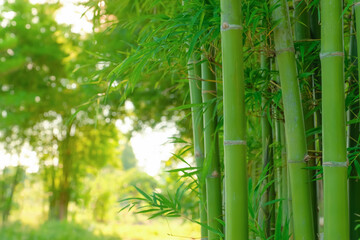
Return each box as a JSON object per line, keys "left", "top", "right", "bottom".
{"left": 115, "top": 0, "right": 360, "bottom": 239}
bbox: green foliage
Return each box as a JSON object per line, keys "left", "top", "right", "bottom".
{"left": 119, "top": 179, "right": 198, "bottom": 219}
{"left": 0, "top": 0, "right": 131, "bottom": 221}
{"left": 0, "top": 0, "right": 66, "bottom": 147}
{"left": 0, "top": 221, "right": 120, "bottom": 240}
{"left": 1, "top": 0, "right": 360, "bottom": 238}
{"left": 121, "top": 142, "right": 137, "bottom": 170}
{"left": 0, "top": 166, "right": 25, "bottom": 223}
{"left": 356, "top": 216, "right": 360, "bottom": 231}
{"left": 273, "top": 202, "right": 290, "bottom": 240}
{"left": 86, "top": 167, "right": 157, "bottom": 222}
{"left": 117, "top": 141, "right": 202, "bottom": 223}
{"left": 248, "top": 168, "right": 291, "bottom": 240}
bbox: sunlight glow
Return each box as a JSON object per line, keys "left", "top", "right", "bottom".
{"left": 30, "top": 0, "right": 93, "bottom": 34}
{"left": 130, "top": 122, "right": 178, "bottom": 176}
{"left": 0, "top": 143, "right": 39, "bottom": 173}
{"left": 55, "top": 0, "right": 93, "bottom": 34}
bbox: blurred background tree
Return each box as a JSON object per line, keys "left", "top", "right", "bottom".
{"left": 0, "top": 1, "right": 198, "bottom": 239}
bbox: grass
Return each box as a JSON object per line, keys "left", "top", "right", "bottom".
{"left": 90, "top": 218, "right": 200, "bottom": 240}
{"left": 0, "top": 221, "right": 120, "bottom": 240}
{"left": 5, "top": 179, "right": 200, "bottom": 240}
{"left": 0, "top": 219, "right": 200, "bottom": 240}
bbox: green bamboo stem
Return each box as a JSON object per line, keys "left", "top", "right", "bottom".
{"left": 293, "top": 0, "right": 319, "bottom": 236}
{"left": 201, "top": 53, "right": 223, "bottom": 240}
{"left": 220, "top": 0, "right": 248, "bottom": 239}
{"left": 280, "top": 122, "right": 290, "bottom": 230}
{"left": 278, "top": 119, "right": 294, "bottom": 235}
{"left": 274, "top": 112, "right": 282, "bottom": 211}
{"left": 274, "top": 122, "right": 282, "bottom": 205}
{"left": 259, "top": 54, "right": 275, "bottom": 238}
{"left": 270, "top": 0, "right": 315, "bottom": 238}
{"left": 188, "top": 55, "right": 208, "bottom": 240}
{"left": 310, "top": 9, "right": 323, "bottom": 237}
{"left": 310, "top": 6, "right": 322, "bottom": 153}
{"left": 321, "top": 0, "right": 349, "bottom": 238}
{"left": 273, "top": 63, "right": 289, "bottom": 231}
{"left": 350, "top": 5, "right": 360, "bottom": 239}
{"left": 251, "top": 149, "right": 260, "bottom": 185}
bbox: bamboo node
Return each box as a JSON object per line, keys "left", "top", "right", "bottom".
{"left": 287, "top": 161, "right": 303, "bottom": 164}
{"left": 275, "top": 47, "right": 295, "bottom": 55}
{"left": 322, "top": 161, "right": 348, "bottom": 168}
{"left": 211, "top": 170, "right": 220, "bottom": 178}
{"left": 222, "top": 22, "right": 229, "bottom": 29}
{"left": 319, "top": 51, "right": 344, "bottom": 59}
{"left": 195, "top": 151, "right": 203, "bottom": 158}
{"left": 224, "top": 140, "right": 246, "bottom": 146}
{"left": 221, "top": 23, "right": 243, "bottom": 32}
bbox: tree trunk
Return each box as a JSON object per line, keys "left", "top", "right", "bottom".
{"left": 48, "top": 163, "right": 58, "bottom": 220}
{"left": 58, "top": 126, "right": 72, "bottom": 221}
{"left": 2, "top": 166, "right": 22, "bottom": 223}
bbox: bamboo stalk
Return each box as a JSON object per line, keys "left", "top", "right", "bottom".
{"left": 259, "top": 54, "right": 275, "bottom": 238}
{"left": 310, "top": 5, "right": 322, "bottom": 153}
{"left": 220, "top": 0, "right": 248, "bottom": 239}
{"left": 270, "top": 0, "right": 315, "bottom": 238}
{"left": 280, "top": 121, "right": 291, "bottom": 232}
{"left": 188, "top": 55, "right": 208, "bottom": 240}
{"left": 310, "top": 5, "right": 321, "bottom": 122}
{"left": 273, "top": 61, "right": 290, "bottom": 232}
{"left": 321, "top": 0, "right": 349, "bottom": 238}
{"left": 201, "top": 52, "right": 223, "bottom": 240}
{"left": 293, "top": 0, "right": 319, "bottom": 236}
{"left": 310, "top": 8, "right": 323, "bottom": 237}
